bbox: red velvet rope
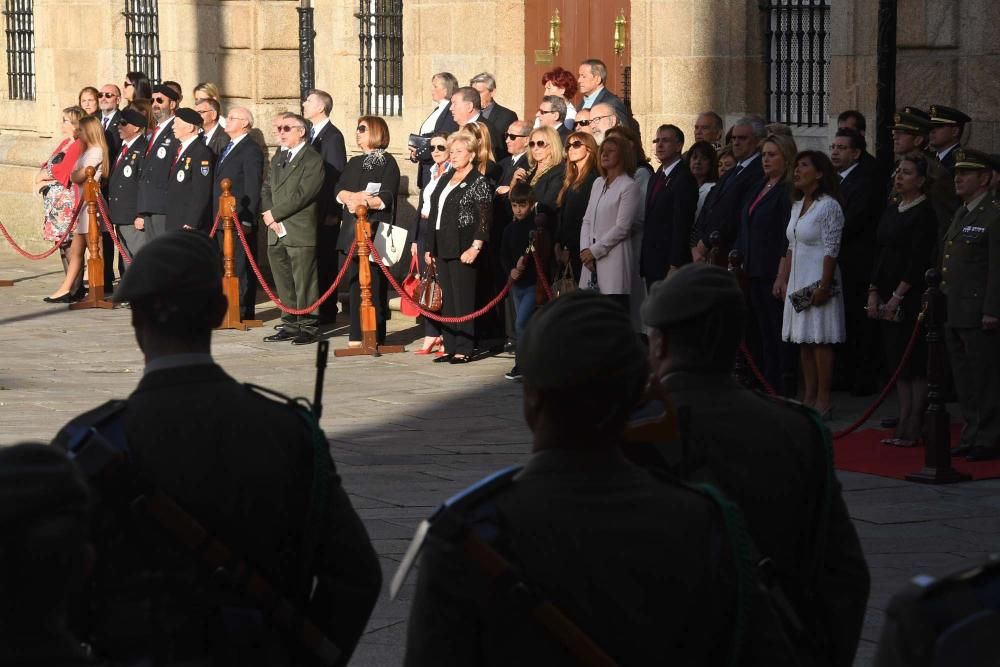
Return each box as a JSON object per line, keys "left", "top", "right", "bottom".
{"left": 532, "top": 250, "right": 555, "bottom": 301}
{"left": 208, "top": 210, "right": 222, "bottom": 239}
{"left": 0, "top": 197, "right": 84, "bottom": 260}
{"left": 738, "top": 342, "right": 778, "bottom": 396}
{"left": 95, "top": 197, "right": 133, "bottom": 265}
{"left": 232, "top": 211, "right": 354, "bottom": 316}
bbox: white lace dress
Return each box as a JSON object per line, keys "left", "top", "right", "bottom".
{"left": 781, "top": 194, "right": 847, "bottom": 344}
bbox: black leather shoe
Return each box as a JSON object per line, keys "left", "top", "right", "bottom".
{"left": 292, "top": 332, "right": 318, "bottom": 345}
{"left": 433, "top": 354, "right": 453, "bottom": 363}
{"left": 449, "top": 355, "right": 472, "bottom": 364}
{"left": 43, "top": 293, "right": 72, "bottom": 303}
{"left": 965, "top": 446, "right": 1000, "bottom": 462}
{"left": 264, "top": 329, "right": 297, "bottom": 342}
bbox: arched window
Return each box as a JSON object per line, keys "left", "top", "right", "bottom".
{"left": 124, "top": 0, "right": 162, "bottom": 84}
{"left": 358, "top": 0, "right": 403, "bottom": 116}
{"left": 3, "top": 0, "right": 35, "bottom": 100}
{"left": 763, "top": 0, "right": 831, "bottom": 127}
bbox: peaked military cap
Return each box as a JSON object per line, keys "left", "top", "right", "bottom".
{"left": 174, "top": 107, "right": 203, "bottom": 128}
{"left": 892, "top": 107, "right": 931, "bottom": 134}
{"left": 930, "top": 105, "right": 971, "bottom": 126}
{"left": 152, "top": 83, "right": 180, "bottom": 102}
{"left": 953, "top": 149, "right": 992, "bottom": 171}
{"left": 119, "top": 108, "right": 148, "bottom": 129}
{"left": 113, "top": 231, "right": 222, "bottom": 303}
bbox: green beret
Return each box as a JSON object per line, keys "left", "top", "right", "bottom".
{"left": 642, "top": 263, "right": 744, "bottom": 329}
{"left": 0, "top": 444, "right": 90, "bottom": 528}
{"left": 954, "top": 149, "right": 992, "bottom": 171}
{"left": 114, "top": 230, "right": 222, "bottom": 303}
{"left": 518, "top": 290, "right": 646, "bottom": 390}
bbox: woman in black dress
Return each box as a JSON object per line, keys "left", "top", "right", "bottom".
{"left": 555, "top": 131, "right": 599, "bottom": 281}
{"left": 335, "top": 115, "right": 401, "bottom": 346}
{"left": 867, "top": 153, "right": 937, "bottom": 446}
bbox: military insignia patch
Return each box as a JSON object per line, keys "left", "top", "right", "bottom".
{"left": 200, "top": 160, "right": 210, "bottom": 177}
{"left": 123, "top": 165, "right": 133, "bottom": 178}
{"left": 157, "top": 146, "right": 167, "bottom": 159}
{"left": 177, "top": 170, "right": 185, "bottom": 183}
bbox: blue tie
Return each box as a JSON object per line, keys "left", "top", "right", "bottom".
{"left": 309, "top": 126, "right": 316, "bottom": 143}
{"left": 219, "top": 141, "right": 234, "bottom": 163}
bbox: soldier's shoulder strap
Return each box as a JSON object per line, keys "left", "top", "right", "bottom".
{"left": 52, "top": 399, "right": 129, "bottom": 455}
{"left": 390, "top": 465, "right": 521, "bottom": 599}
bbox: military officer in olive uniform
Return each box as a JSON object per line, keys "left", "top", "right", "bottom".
{"left": 165, "top": 107, "right": 215, "bottom": 233}
{"left": 640, "top": 263, "right": 871, "bottom": 667}
{"left": 52, "top": 232, "right": 381, "bottom": 666}
{"left": 403, "top": 290, "right": 793, "bottom": 666}
{"left": 941, "top": 149, "right": 1000, "bottom": 461}
{"left": 107, "top": 108, "right": 149, "bottom": 262}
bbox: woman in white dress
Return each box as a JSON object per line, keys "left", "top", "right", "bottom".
{"left": 774, "top": 151, "right": 846, "bottom": 418}
{"left": 579, "top": 135, "right": 640, "bottom": 313}
{"left": 44, "top": 116, "right": 109, "bottom": 303}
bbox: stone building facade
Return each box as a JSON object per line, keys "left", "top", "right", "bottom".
{"left": 0, "top": 0, "right": 993, "bottom": 252}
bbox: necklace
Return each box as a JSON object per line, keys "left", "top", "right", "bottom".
{"left": 531, "top": 162, "right": 554, "bottom": 186}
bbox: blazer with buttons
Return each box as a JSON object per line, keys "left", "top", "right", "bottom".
{"left": 941, "top": 196, "right": 1000, "bottom": 328}
{"left": 165, "top": 139, "right": 215, "bottom": 232}
{"left": 136, "top": 118, "right": 176, "bottom": 215}
{"left": 212, "top": 134, "right": 265, "bottom": 227}
{"left": 107, "top": 135, "right": 149, "bottom": 227}
{"left": 260, "top": 144, "right": 325, "bottom": 247}
{"left": 429, "top": 169, "right": 494, "bottom": 260}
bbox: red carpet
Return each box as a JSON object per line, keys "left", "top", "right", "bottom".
{"left": 833, "top": 424, "right": 1000, "bottom": 481}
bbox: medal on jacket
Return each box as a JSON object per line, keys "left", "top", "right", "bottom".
{"left": 200, "top": 160, "right": 210, "bottom": 176}
{"left": 157, "top": 146, "right": 167, "bottom": 159}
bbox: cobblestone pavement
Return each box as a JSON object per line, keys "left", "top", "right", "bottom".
{"left": 2, "top": 253, "right": 998, "bottom": 666}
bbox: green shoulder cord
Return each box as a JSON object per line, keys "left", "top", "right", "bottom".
{"left": 695, "top": 483, "right": 752, "bottom": 667}
{"left": 803, "top": 409, "right": 833, "bottom": 601}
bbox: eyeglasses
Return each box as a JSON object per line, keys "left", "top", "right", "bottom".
{"left": 194, "top": 97, "right": 210, "bottom": 104}
{"left": 589, "top": 115, "right": 611, "bottom": 124}
{"left": 277, "top": 125, "right": 304, "bottom": 133}
{"left": 537, "top": 108, "right": 558, "bottom": 115}
{"left": 567, "top": 141, "right": 586, "bottom": 149}
{"left": 575, "top": 119, "right": 592, "bottom": 127}
{"left": 196, "top": 109, "right": 212, "bottom": 115}
{"left": 152, "top": 96, "right": 168, "bottom": 104}
{"left": 98, "top": 92, "right": 117, "bottom": 99}
{"left": 528, "top": 140, "right": 548, "bottom": 148}
{"left": 356, "top": 125, "right": 368, "bottom": 133}
{"left": 430, "top": 144, "right": 448, "bottom": 152}
{"left": 226, "top": 115, "right": 247, "bottom": 123}
{"left": 505, "top": 133, "right": 528, "bottom": 141}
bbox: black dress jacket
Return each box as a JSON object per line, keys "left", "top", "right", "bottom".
{"left": 697, "top": 154, "right": 764, "bottom": 248}
{"left": 165, "top": 138, "right": 215, "bottom": 232}
{"left": 528, "top": 161, "right": 567, "bottom": 217}
{"left": 212, "top": 134, "right": 265, "bottom": 226}
{"left": 107, "top": 135, "right": 149, "bottom": 227}
{"left": 429, "top": 169, "right": 494, "bottom": 260}
{"left": 136, "top": 118, "right": 176, "bottom": 215}
{"left": 334, "top": 152, "right": 401, "bottom": 252}
{"left": 735, "top": 178, "right": 792, "bottom": 281}
{"left": 640, "top": 160, "right": 699, "bottom": 281}
{"left": 309, "top": 121, "right": 348, "bottom": 221}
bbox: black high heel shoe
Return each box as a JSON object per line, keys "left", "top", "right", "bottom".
{"left": 433, "top": 354, "right": 453, "bottom": 363}
{"left": 43, "top": 293, "right": 72, "bottom": 303}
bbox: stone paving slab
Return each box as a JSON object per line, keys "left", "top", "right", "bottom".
{"left": 3, "top": 253, "right": 1000, "bottom": 666}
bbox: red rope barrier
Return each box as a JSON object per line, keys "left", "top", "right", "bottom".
{"left": 532, "top": 250, "right": 555, "bottom": 301}
{"left": 208, "top": 210, "right": 222, "bottom": 239}
{"left": 831, "top": 309, "right": 926, "bottom": 440}
{"left": 95, "top": 197, "right": 133, "bottom": 266}
{"left": 738, "top": 342, "right": 778, "bottom": 396}
{"left": 367, "top": 239, "right": 512, "bottom": 323}
{"left": 0, "top": 198, "right": 84, "bottom": 260}
{"left": 232, "top": 212, "right": 353, "bottom": 316}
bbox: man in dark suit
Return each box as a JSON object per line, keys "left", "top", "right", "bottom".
{"left": 195, "top": 97, "right": 229, "bottom": 156}
{"left": 640, "top": 124, "right": 698, "bottom": 287}
{"left": 642, "top": 264, "right": 870, "bottom": 667}
{"left": 693, "top": 116, "right": 766, "bottom": 261}
{"left": 942, "top": 150, "right": 1000, "bottom": 461}
{"left": 136, "top": 83, "right": 179, "bottom": 239}
{"left": 536, "top": 95, "right": 570, "bottom": 143}
{"left": 97, "top": 83, "right": 124, "bottom": 285}
{"left": 929, "top": 105, "right": 971, "bottom": 174}
{"left": 831, "top": 128, "right": 885, "bottom": 395}
{"left": 213, "top": 106, "right": 264, "bottom": 321}
{"left": 261, "top": 113, "right": 325, "bottom": 345}
{"left": 165, "top": 108, "right": 215, "bottom": 233}
{"left": 470, "top": 72, "right": 517, "bottom": 147}
{"left": 106, "top": 108, "right": 149, "bottom": 266}
{"left": 450, "top": 86, "right": 505, "bottom": 162}
{"left": 577, "top": 59, "right": 628, "bottom": 126}
{"left": 302, "top": 88, "right": 348, "bottom": 325}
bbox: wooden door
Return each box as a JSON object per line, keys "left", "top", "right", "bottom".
{"left": 523, "top": 1, "right": 632, "bottom": 121}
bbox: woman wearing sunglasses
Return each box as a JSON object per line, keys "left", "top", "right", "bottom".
{"left": 122, "top": 71, "right": 152, "bottom": 103}
{"left": 555, "top": 132, "right": 600, "bottom": 281}
{"left": 335, "top": 116, "right": 401, "bottom": 347}
{"left": 411, "top": 130, "right": 451, "bottom": 354}
{"left": 511, "top": 126, "right": 565, "bottom": 219}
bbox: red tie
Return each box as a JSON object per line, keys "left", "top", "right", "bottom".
{"left": 171, "top": 144, "right": 183, "bottom": 171}
{"left": 114, "top": 144, "right": 128, "bottom": 170}
{"left": 648, "top": 169, "right": 667, "bottom": 204}
{"left": 145, "top": 125, "right": 163, "bottom": 156}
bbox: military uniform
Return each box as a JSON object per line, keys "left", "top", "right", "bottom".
{"left": 941, "top": 149, "right": 1000, "bottom": 459}
{"left": 51, "top": 232, "right": 381, "bottom": 666}
{"left": 107, "top": 111, "right": 150, "bottom": 262}
{"left": 135, "top": 84, "right": 180, "bottom": 240}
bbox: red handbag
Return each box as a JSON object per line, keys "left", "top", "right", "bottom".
{"left": 400, "top": 255, "right": 421, "bottom": 316}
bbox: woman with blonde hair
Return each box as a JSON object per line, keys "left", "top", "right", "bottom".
{"left": 459, "top": 121, "right": 502, "bottom": 183}
{"left": 35, "top": 106, "right": 85, "bottom": 243}
{"left": 511, "top": 125, "right": 565, "bottom": 217}
{"left": 736, "top": 133, "right": 798, "bottom": 392}
{"left": 44, "top": 116, "right": 109, "bottom": 303}
{"left": 555, "top": 131, "right": 599, "bottom": 280}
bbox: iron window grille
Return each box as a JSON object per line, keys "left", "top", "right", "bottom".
{"left": 357, "top": 0, "right": 403, "bottom": 116}
{"left": 124, "top": 0, "right": 161, "bottom": 84}
{"left": 763, "top": 0, "right": 831, "bottom": 127}
{"left": 3, "top": 0, "right": 35, "bottom": 101}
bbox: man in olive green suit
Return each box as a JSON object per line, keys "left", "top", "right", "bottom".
{"left": 941, "top": 149, "right": 1000, "bottom": 461}
{"left": 261, "top": 113, "right": 325, "bottom": 345}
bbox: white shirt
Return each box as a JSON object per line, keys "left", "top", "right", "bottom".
{"left": 203, "top": 124, "right": 221, "bottom": 145}
{"left": 310, "top": 117, "right": 329, "bottom": 142}
{"left": 659, "top": 157, "right": 682, "bottom": 179}
{"left": 101, "top": 110, "right": 118, "bottom": 129}
{"left": 177, "top": 135, "right": 199, "bottom": 157}
{"left": 434, "top": 181, "right": 460, "bottom": 230}
{"left": 420, "top": 99, "right": 450, "bottom": 135}
{"left": 581, "top": 87, "right": 605, "bottom": 109}
{"left": 421, "top": 164, "right": 450, "bottom": 217}
{"left": 838, "top": 162, "right": 860, "bottom": 180}
{"left": 736, "top": 152, "right": 761, "bottom": 170}
{"left": 937, "top": 143, "right": 959, "bottom": 162}
{"left": 121, "top": 134, "right": 142, "bottom": 153}
{"left": 226, "top": 132, "right": 248, "bottom": 150}
{"left": 285, "top": 140, "right": 306, "bottom": 162}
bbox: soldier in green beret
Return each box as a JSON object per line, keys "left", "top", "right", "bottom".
{"left": 941, "top": 149, "right": 1000, "bottom": 461}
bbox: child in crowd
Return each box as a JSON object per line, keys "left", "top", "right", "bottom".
{"left": 500, "top": 183, "right": 538, "bottom": 381}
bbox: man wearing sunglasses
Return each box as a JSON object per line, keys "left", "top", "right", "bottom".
{"left": 536, "top": 96, "right": 570, "bottom": 143}
{"left": 107, "top": 109, "right": 150, "bottom": 265}
{"left": 135, "top": 84, "right": 180, "bottom": 239}
{"left": 98, "top": 84, "right": 123, "bottom": 155}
